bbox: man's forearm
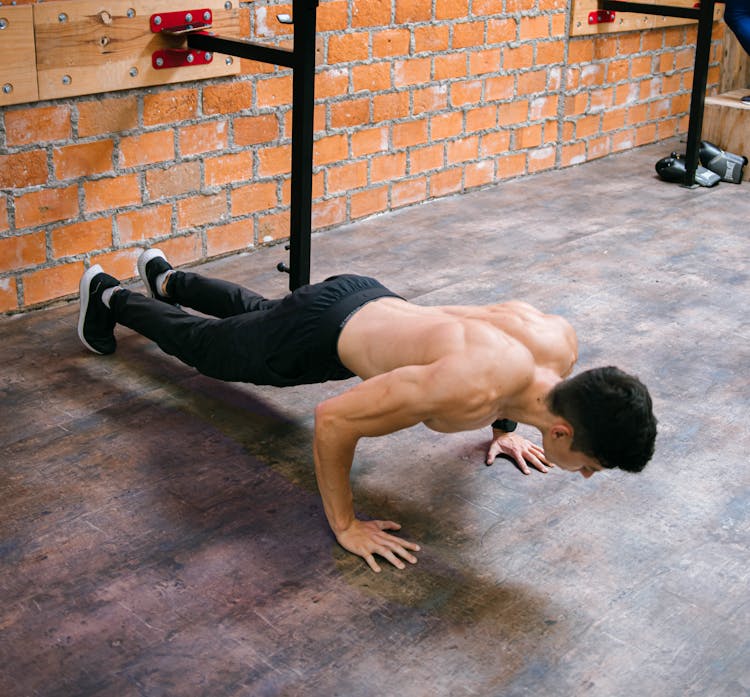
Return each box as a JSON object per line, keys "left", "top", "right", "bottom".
{"left": 313, "top": 405, "right": 359, "bottom": 534}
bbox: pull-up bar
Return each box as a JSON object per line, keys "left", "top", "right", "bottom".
{"left": 186, "top": 0, "right": 320, "bottom": 290}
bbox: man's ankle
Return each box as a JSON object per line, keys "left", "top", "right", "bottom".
{"left": 101, "top": 286, "right": 122, "bottom": 309}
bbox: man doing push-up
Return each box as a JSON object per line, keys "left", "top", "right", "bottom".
{"left": 78, "top": 249, "right": 657, "bottom": 572}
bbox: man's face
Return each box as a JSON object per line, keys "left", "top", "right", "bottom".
{"left": 543, "top": 431, "right": 604, "bottom": 479}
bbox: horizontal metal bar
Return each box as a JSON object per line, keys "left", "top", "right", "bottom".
{"left": 187, "top": 31, "right": 295, "bottom": 68}
{"left": 601, "top": 0, "right": 700, "bottom": 20}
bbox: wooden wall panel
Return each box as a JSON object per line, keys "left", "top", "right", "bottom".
{"left": 34, "top": 0, "right": 241, "bottom": 101}
{"left": 0, "top": 6, "right": 39, "bottom": 106}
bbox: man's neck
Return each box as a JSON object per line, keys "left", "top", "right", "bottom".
{"left": 503, "top": 367, "right": 561, "bottom": 433}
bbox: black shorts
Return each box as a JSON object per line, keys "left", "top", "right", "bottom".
{"left": 256, "top": 274, "right": 403, "bottom": 386}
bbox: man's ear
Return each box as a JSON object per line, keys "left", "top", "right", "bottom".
{"left": 551, "top": 422, "right": 573, "bottom": 440}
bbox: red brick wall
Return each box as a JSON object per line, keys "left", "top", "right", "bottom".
{"left": 0, "top": 0, "right": 723, "bottom": 313}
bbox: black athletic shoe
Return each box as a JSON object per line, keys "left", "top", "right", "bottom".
{"left": 137, "top": 248, "right": 175, "bottom": 303}
{"left": 78, "top": 265, "right": 119, "bottom": 355}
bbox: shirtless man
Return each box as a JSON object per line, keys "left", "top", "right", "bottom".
{"left": 78, "top": 250, "right": 657, "bottom": 572}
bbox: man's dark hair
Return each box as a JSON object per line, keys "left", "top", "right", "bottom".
{"left": 547, "top": 366, "right": 657, "bottom": 472}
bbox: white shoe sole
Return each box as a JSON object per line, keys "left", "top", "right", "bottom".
{"left": 137, "top": 248, "right": 167, "bottom": 298}
{"left": 77, "top": 264, "right": 105, "bottom": 354}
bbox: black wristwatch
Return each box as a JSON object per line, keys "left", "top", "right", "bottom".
{"left": 491, "top": 419, "right": 517, "bottom": 432}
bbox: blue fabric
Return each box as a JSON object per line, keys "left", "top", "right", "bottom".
{"left": 725, "top": 0, "right": 750, "bottom": 55}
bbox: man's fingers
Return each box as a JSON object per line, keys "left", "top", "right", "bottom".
{"left": 376, "top": 543, "right": 417, "bottom": 569}
{"left": 379, "top": 549, "right": 406, "bottom": 570}
{"left": 340, "top": 520, "right": 421, "bottom": 573}
{"left": 374, "top": 522, "right": 420, "bottom": 551}
{"left": 377, "top": 520, "right": 401, "bottom": 532}
{"left": 529, "top": 445, "right": 552, "bottom": 466}
{"left": 515, "top": 455, "right": 531, "bottom": 475}
{"left": 388, "top": 537, "right": 420, "bottom": 553}
{"left": 503, "top": 446, "right": 530, "bottom": 474}
{"left": 371, "top": 529, "right": 421, "bottom": 569}
{"left": 494, "top": 443, "right": 554, "bottom": 474}
{"left": 377, "top": 531, "right": 420, "bottom": 555}
{"left": 488, "top": 434, "right": 557, "bottom": 472}
{"left": 534, "top": 449, "right": 555, "bottom": 468}
{"left": 525, "top": 453, "right": 549, "bottom": 473}
{"left": 383, "top": 541, "right": 418, "bottom": 564}
{"left": 487, "top": 449, "right": 529, "bottom": 472}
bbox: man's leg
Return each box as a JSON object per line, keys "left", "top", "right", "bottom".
{"left": 79, "top": 264, "right": 275, "bottom": 382}
{"left": 138, "top": 248, "right": 281, "bottom": 318}
{"left": 110, "top": 289, "right": 276, "bottom": 381}
{"left": 168, "top": 271, "right": 281, "bottom": 318}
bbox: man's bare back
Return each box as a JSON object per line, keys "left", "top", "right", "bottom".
{"left": 335, "top": 298, "right": 577, "bottom": 435}
{"left": 338, "top": 297, "right": 578, "bottom": 382}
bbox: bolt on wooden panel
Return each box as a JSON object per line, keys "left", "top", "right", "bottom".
{"left": 0, "top": 6, "right": 39, "bottom": 106}
{"left": 34, "top": 0, "right": 241, "bottom": 101}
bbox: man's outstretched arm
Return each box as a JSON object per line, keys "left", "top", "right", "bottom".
{"left": 313, "top": 351, "right": 520, "bottom": 571}
{"left": 313, "top": 365, "right": 437, "bottom": 572}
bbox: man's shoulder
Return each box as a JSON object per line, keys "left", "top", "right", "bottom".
{"left": 465, "top": 303, "right": 577, "bottom": 376}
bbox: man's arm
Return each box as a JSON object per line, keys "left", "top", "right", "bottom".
{"left": 313, "top": 359, "right": 474, "bottom": 572}
{"left": 314, "top": 364, "right": 439, "bottom": 572}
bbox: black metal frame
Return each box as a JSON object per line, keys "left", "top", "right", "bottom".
{"left": 188, "top": 0, "right": 319, "bottom": 290}
{"left": 600, "top": 0, "right": 718, "bottom": 187}
{"left": 187, "top": 0, "right": 718, "bottom": 282}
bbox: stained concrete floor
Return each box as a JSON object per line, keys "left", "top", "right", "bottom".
{"left": 1, "top": 139, "right": 749, "bottom": 697}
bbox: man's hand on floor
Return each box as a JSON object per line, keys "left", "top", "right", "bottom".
{"left": 486, "top": 432, "right": 554, "bottom": 475}
{"left": 336, "top": 518, "right": 420, "bottom": 573}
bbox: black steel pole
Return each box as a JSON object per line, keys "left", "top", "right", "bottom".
{"left": 287, "top": 0, "right": 318, "bottom": 290}
{"left": 187, "top": 0, "right": 318, "bottom": 289}
{"left": 682, "top": 0, "right": 716, "bottom": 186}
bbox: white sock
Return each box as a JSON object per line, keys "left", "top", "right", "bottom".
{"left": 101, "top": 286, "right": 122, "bottom": 308}
{"left": 155, "top": 271, "right": 171, "bottom": 297}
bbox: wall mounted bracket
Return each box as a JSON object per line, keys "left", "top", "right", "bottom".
{"left": 152, "top": 47, "right": 213, "bottom": 69}
{"left": 588, "top": 9, "right": 616, "bottom": 23}
{"left": 32, "top": 0, "right": 240, "bottom": 101}
{"left": 150, "top": 9, "right": 213, "bottom": 34}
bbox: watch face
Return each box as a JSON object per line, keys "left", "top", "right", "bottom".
{"left": 493, "top": 419, "right": 517, "bottom": 432}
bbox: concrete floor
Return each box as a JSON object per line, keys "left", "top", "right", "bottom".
{"left": 1, "top": 139, "right": 749, "bottom": 697}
